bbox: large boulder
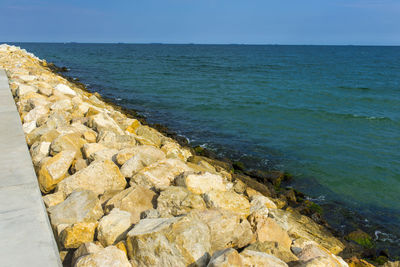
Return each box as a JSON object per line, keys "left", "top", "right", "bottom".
{"left": 202, "top": 190, "right": 250, "bottom": 218}
{"left": 23, "top": 105, "right": 49, "bottom": 123}
{"left": 75, "top": 246, "right": 131, "bottom": 267}
{"left": 59, "top": 222, "right": 97, "bottom": 249}
{"left": 240, "top": 250, "right": 288, "bottom": 267}
{"left": 30, "top": 141, "right": 51, "bottom": 167}
{"left": 293, "top": 241, "right": 348, "bottom": 267}
{"left": 161, "top": 140, "right": 192, "bottom": 161}
{"left": 82, "top": 143, "right": 106, "bottom": 159}
{"left": 207, "top": 248, "right": 244, "bottom": 267}
{"left": 244, "top": 241, "right": 298, "bottom": 263}
{"left": 130, "top": 158, "right": 192, "bottom": 190}
{"left": 50, "top": 132, "right": 87, "bottom": 158}
{"left": 38, "top": 150, "right": 75, "bottom": 193}
{"left": 189, "top": 209, "right": 254, "bottom": 253}
{"left": 157, "top": 186, "right": 206, "bottom": 217}
{"left": 97, "top": 208, "right": 132, "bottom": 247}
{"left": 120, "top": 146, "right": 165, "bottom": 177}
{"left": 88, "top": 112, "right": 125, "bottom": 135}
{"left": 175, "top": 172, "right": 227, "bottom": 194}
{"left": 269, "top": 209, "right": 345, "bottom": 254}
{"left": 54, "top": 83, "right": 77, "bottom": 97}
{"left": 134, "top": 125, "right": 164, "bottom": 147}
{"left": 47, "top": 190, "right": 103, "bottom": 228}
{"left": 55, "top": 160, "right": 126, "bottom": 198}
{"left": 104, "top": 185, "right": 155, "bottom": 224}
{"left": 127, "top": 216, "right": 211, "bottom": 267}
{"left": 72, "top": 242, "right": 103, "bottom": 267}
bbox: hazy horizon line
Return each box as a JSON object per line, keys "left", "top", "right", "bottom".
{"left": 2, "top": 41, "right": 399, "bottom": 47}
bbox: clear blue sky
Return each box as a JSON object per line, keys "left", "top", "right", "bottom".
{"left": 1, "top": 0, "right": 399, "bottom": 45}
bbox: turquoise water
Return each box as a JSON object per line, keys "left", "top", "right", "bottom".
{"left": 14, "top": 43, "right": 400, "bottom": 254}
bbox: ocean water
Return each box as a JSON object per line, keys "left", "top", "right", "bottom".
{"left": 13, "top": 43, "right": 400, "bottom": 254}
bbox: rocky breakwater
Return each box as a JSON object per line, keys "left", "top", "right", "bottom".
{"left": 0, "top": 43, "right": 393, "bottom": 267}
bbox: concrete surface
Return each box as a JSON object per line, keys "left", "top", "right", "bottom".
{"left": 0, "top": 69, "right": 62, "bottom": 266}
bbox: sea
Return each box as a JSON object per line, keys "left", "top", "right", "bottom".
{"left": 11, "top": 43, "right": 400, "bottom": 255}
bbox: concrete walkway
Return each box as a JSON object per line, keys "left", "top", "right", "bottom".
{"left": 0, "top": 69, "right": 61, "bottom": 266}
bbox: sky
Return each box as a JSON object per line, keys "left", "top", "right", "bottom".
{"left": 0, "top": 0, "right": 399, "bottom": 45}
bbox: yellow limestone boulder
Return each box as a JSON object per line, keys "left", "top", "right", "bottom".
{"left": 175, "top": 172, "right": 227, "bottom": 194}
{"left": 75, "top": 246, "right": 131, "bottom": 267}
{"left": 97, "top": 208, "right": 132, "bottom": 247}
{"left": 55, "top": 160, "right": 127, "bottom": 198}
{"left": 202, "top": 190, "right": 250, "bottom": 218}
{"left": 104, "top": 185, "right": 155, "bottom": 224}
{"left": 38, "top": 150, "right": 75, "bottom": 193}
{"left": 59, "top": 222, "right": 97, "bottom": 249}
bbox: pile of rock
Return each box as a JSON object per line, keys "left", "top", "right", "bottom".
{"left": 0, "top": 43, "right": 359, "bottom": 266}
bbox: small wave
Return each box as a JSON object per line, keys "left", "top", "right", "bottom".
{"left": 338, "top": 85, "right": 371, "bottom": 91}
{"left": 305, "top": 195, "right": 326, "bottom": 202}
{"left": 375, "top": 231, "right": 400, "bottom": 243}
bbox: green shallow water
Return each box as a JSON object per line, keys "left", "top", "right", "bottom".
{"left": 13, "top": 43, "right": 400, "bottom": 255}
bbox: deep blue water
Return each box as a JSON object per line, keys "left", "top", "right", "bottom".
{"left": 12, "top": 43, "right": 400, "bottom": 254}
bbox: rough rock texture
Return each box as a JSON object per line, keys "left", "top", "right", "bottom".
{"left": 175, "top": 172, "right": 227, "bottom": 194}
{"left": 244, "top": 241, "right": 298, "bottom": 263}
{"left": 38, "top": 150, "right": 75, "bottom": 193}
{"left": 190, "top": 209, "right": 254, "bottom": 253}
{"left": 104, "top": 185, "right": 156, "bottom": 224}
{"left": 240, "top": 250, "right": 288, "bottom": 267}
{"left": 50, "top": 132, "right": 87, "bottom": 158}
{"left": 47, "top": 190, "right": 103, "bottom": 228}
{"left": 157, "top": 186, "right": 206, "bottom": 217}
{"left": 130, "top": 158, "right": 192, "bottom": 190}
{"left": 207, "top": 248, "right": 243, "bottom": 267}
{"left": 203, "top": 190, "right": 250, "bottom": 218}
{"left": 75, "top": 246, "right": 131, "bottom": 267}
{"left": 97, "top": 208, "right": 132, "bottom": 247}
{"left": 269, "top": 209, "right": 345, "bottom": 254}
{"left": 55, "top": 160, "right": 126, "bottom": 198}
{"left": 72, "top": 242, "right": 103, "bottom": 267}
{"left": 120, "top": 146, "right": 165, "bottom": 177}
{"left": 59, "top": 222, "right": 97, "bottom": 249}
{"left": 127, "top": 216, "right": 211, "bottom": 267}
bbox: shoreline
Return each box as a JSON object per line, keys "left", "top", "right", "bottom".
{"left": 1, "top": 43, "right": 395, "bottom": 266}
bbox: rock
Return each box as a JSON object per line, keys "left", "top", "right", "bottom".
{"left": 71, "top": 158, "right": 88, "bottom": 174}
{"left": 72, "top": 242, "right": 103, "bottom": 267}
{"left": 244, "top": 241, "right": 298, "bottom": 263}
{"left": 127, "top": 216, "right": 211, "bottom": 267}
{"left": 54, "top": 83, "right": 76, "bottom": 97}
{"left": 50, "top": 132, "right": 87, "bottom": 158}
{"left": 249, "top": 214, "right": 292, "bottom": 250}
{"left": 203, "top": 190, "right": 250, "bottom": 218}
{"left": 50, "top": 98, "right": 72, "bottom": 111}
{"left": 30, "top": 141, "right": 50, "bottom": 167}
{"left": 97, "top": 208, "right": 132, "bottom": 246}
{"left": 268, "top": 209, "right": 345, "bottom": 254}
{"left": 295, "top": 256, "right": 348, "bottom": 267}
{"left": 59, "top": 222, "right": 97, "bottom": 249}
{"left": 294, "top": 242, "right": 348, "bottom": 267}
{"left": 124, "top": 119, "right": 141, "bottom": 133}
{"left": 23, "top": 105, "right": 49, "bottom": 123}
{"left": 383, "top": 261, "right": 400, "bottom": 267}
{"left": 234, "top": 173, "right": 273, "bottom": 198}
{"left": 120, "top": 146, "right": 166, "bottom": 177}
{"left": 345, "top": 257, "right": 375, "bottom": 267}
{"left": 16, "top": 84, "right": 37, "bottom": 96}
{"left": 161, "top": 141, "right": 192, "bottom": 161}
{"left": 115, "top": 147, "right": 137, "bottom": 165}
{"left": 82, "top": 143, "right": 106, "bottom": 159}
{"left": 22, "top": 121, "right": 37, "bottom": 134}
{"left": 134, "top": 125, "right": 164, "bottom": 147}
{"left": 88, "top": 112, "right": 125, "bottom": 135}
{"left": 130, "top": 158, "right": 192, "bottom": 190}
{"left": 104, "top": 186, "right": 155, "bottom": 224}
{"left": 42, "top": 111, "right": 70, "bottom": 129}
{"left": 38, "top": 150, "right": 75, "bottom": 193}
{"left": 240, "top": 250, "right": 288, "bottom": 267}
{"left": 207, "top": 248, "right": 243, "bottom": 267}
{"left": 55, "top": 160, "right": 126, "bottom": 198}
{"left": 47, "top": 190, "right": 103, "bottom": 228}
{"left": 175, "top": 172, "right": 227, "bottom": 194}
{"left": 250, "top": 195, "right": 277, "bottom": 210}
{"left": 140, "top": 209, "right": 160, "bottom": 219}
{"left": 190, "top": 209, "right": 254, "bottom": 253}
{"left": 157, "top": 186, "right": 206, "bottom": 217}
{"left": 97, "top": 131, "right": 137, "bottom": 150}
{"left": 345, "top": 229, "right": 374, "bottom": 249}
{"left": 19, "top": 75, "right": 37, "bottom": 82}
{"left": 89, "top": 148, "right": 118, "bottom": 163}
{"left": 75, "top": 246, "right": 131, "bottom": 267}
{"left": 37, "top": 82, "right": 53, "bottom": 96}
{"left": 42, "top": 192, "right": 65, "bottom": 208}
